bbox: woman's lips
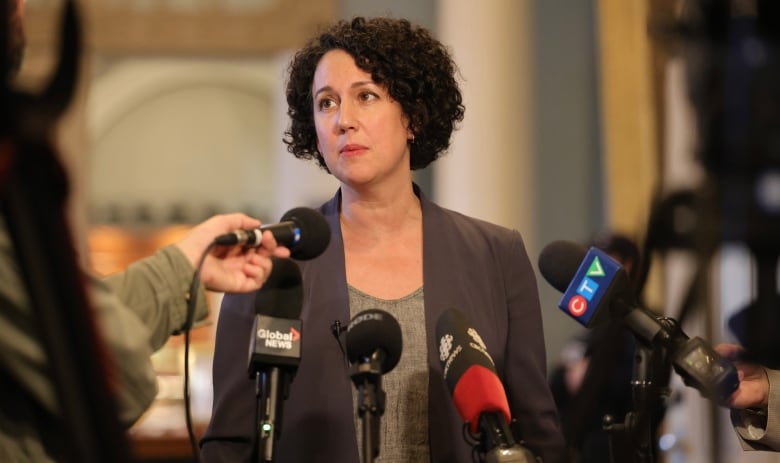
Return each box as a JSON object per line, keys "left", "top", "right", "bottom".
{"left": 340, "top": 144, "right": 368, "bottom": 156}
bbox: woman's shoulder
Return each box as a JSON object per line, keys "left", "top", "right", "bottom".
{"left": 423, "top": 198, "right": 521, "bottom": 242}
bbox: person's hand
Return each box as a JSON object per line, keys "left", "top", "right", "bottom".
{"left": 564, "top": 357, "right": 589, "bottom": 395}
{"left": 175, "top": 213, "right": 291, "bottom": 293}
{"left": 715, "top": 343, "right": 770, "bottom": 409}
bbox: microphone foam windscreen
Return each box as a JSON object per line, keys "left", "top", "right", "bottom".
{"left": 453, "top": 365, "right": 511, "bottom": 433}
{"left": 345, "top": 309, "right": 402, "bottom": 374}
{"left": 254, "top": 257, "right": 303, "bottom": 319}
{"left": 537, "top": 240, "right": 587, "bottom": 293}
{"left": 436, "top": 308, "right": 510, "bottom": 432}
{"left": 280, "top": 207, "right": 331, "bottom": 260}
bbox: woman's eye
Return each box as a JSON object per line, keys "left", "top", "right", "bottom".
{"left": 317, "top": 98, "right": 336, "bottom": 110}
{"left": 359, "top": 91, "right": 378, "bottom": 102}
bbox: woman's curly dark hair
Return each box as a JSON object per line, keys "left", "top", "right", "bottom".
{"left": 283, "top": 16, "right": 465, "bottom": 172}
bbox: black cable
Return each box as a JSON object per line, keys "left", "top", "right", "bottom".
{"left": 461, "top": 422, "right": 482, "bottom": 463}
{"left": 183, "top": 241, "right": 217, "bottom": 463}
{"left": 331, "top": 319, "right": 348, "bottom": 367}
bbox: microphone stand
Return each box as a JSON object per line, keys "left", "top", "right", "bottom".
{"left": 251, "top": 366, "right": 288, "bottom": 463}
{"left": 247, "top": 318, "right": 296, "bottom": 463}
{"left": 603, "top": 344, "right": 665, "bottom": 463}
{"left": 350, "top": 351, "right": 387, "bottom": 463}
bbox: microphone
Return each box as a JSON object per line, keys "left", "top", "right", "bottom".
{"left": 436, "top": 308, "right": 537, "bottom": 463}
{"left": 346, "top": 309, "right": 403, "bottom": 373}
{"left": 538, "top": 240, "right": 740, "bottom": 401}
{"left": 345, "top": 309, "right": 402, "bottom": 463}
{"left": 247, "top": 258, "right": 303, "bottom": 463}
{"left": 214, "top": 207, "right": 331, "bottom": 260}
{"left": 537, "top": 239, "right": 633, "bottom": 328}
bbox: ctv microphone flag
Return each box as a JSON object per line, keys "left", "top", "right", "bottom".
{"left": 558, "top": 246, "right": 624, "bottom": 327}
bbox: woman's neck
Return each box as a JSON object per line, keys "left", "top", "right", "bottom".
{"left": 339, "top": 181, "right": 424, "bottom": 299}
{"left": 339, "top": 182, "right": 421, "bottom": 235}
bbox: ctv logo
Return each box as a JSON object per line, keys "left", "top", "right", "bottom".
{"left": 567, "top": 256, "right": 605, "bottom": 318}
{"left": 558, "top": 247, "right": 619, "bottom": 327}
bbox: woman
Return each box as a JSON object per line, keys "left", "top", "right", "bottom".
{"left": 201, "top": 17, "right": 565, "bottom": 463}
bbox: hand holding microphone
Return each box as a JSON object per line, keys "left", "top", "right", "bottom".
{"left": 436, "top": 308, "right": 537, "bottom": 463}
{"left": 538, "top": 240, "right": 740, "bottom": 402}
{"left": 214, "top": 207, "right": 331, "bottom": 260}
{"left": 714, "top": 343, "right": 770, "bottom": 410}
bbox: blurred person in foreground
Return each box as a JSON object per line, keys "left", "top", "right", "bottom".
{"left": 200, "top": 16, "right": 565, "bottom": 463}
{"left": 1, "top": 0, "right": 291, "bottom": 460}
{"left": 0, "top": 213, "right": 289, "bottom": 461}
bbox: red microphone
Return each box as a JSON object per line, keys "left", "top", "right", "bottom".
{"left": 436, "top": 308, "right": 536, "bottom": 462}
{"left": 450, "top": 364, "right": 510, "bottom": 434}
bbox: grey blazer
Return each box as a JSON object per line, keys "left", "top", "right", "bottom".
{"left": 200, "top": 185, "right": 566, "bottom": 462}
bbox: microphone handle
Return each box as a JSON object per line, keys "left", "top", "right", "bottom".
{"left": 479, "top": 412, "right": 538, "bottom": 463}
{"left": 215, "top": 222, "right": 300, "bottom": 247}
{"left": 258, "top": 367, "right": 281, "bottom": 462}
{"left": 260, "top": 222, "right": 300, "bottom": 248}
{"left": 484, "top": 446, "right": 537, "bottom": 463}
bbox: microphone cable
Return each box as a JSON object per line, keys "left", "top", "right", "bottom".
{"left": 330, "top": 319, "right": 349, "bottom": 367}
{"left": 181, "top": 240, "right": 217, "bottom": 463}
{"left": 460, "top": 422, "right": 481, "bottom": 463}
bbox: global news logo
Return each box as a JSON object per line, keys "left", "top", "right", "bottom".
{"left": 257, "top": 327, "right": 301, "bottom": 350}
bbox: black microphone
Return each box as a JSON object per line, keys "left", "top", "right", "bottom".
{"left": 436, "top": 308, "right": 537, "bottom": 463}
{"left": 247, "top": 258, "right": 303, "bottom": 463}
{"left": 538, "top": 240, "right": 740, "bottom": 402}
{"left": 214, "top": 207, "right": 331, "bottom": 260}
{"left": 345, "top": 309, "right": 402, "bottom": 463}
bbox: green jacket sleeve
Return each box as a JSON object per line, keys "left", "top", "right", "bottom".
{"left": 0, "top": 215, "right": 208, "bottom": 428}
{"left": 101, "top": 245, "right": 209, "bottom": 352}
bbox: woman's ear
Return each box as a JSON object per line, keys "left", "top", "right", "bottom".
{"left": 407, "top": 123, "right": 416, "bottom": 143}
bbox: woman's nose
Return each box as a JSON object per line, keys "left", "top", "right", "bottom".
{"left": 337, "top": 103, "right": 356, "bottom": 132}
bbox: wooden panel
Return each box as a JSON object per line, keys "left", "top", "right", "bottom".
{"left": 24, "top": 0, "right": 337, "bottom": 55}
{"left": 596, "top": 0, "right": 660, "bottom": 237}
{"left": 596, "top": 0, "right": 679, "bottom": 311}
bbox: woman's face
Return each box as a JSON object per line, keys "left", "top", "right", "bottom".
{"left": 311, "top": 49, "right": 413, "bottom": 189}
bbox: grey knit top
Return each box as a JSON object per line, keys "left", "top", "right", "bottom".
{"left": 349, "top": 285, "right": 430, "bottom": 462}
